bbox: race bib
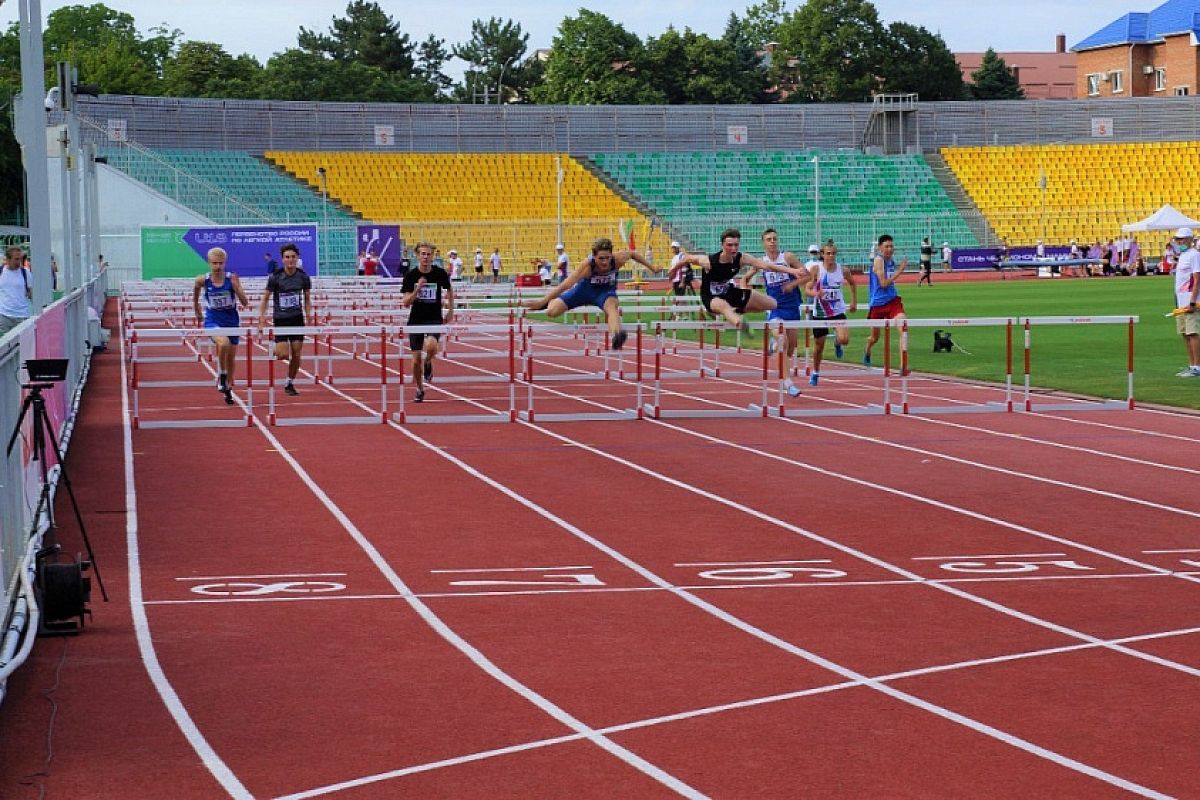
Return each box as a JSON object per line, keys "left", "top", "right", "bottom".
{"left": 279, "top": 292, "right": 302, "bottom": 310}
{"left": 709, "top": 280, "right": 730, "bottom": 295}
{"left": 208, "top": 292, "right": 234, "bottom": 310}
{"left": 763, "top": 271, "right": 789, "bottom": 287}
{"left": 822, "top": 287, "right": 840, "bottom": 303}
{"left": 417, "top": 284, "right": 438, "bottom": 302}
{"left": 590, "top": 273, "right": 616, "bottom": 286}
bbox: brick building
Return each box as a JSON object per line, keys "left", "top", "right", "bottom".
{"left": 1072, "top": 0, "right": 1200, "bottom": 98}
{"left": 956, "top": 36, "right": 1077, "bottom": 100}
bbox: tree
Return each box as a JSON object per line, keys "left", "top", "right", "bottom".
{"left": 298, "top": 0, "right": 414, "bottom": 73}
{"left": 260, "top": 49, "right": 435, "bottom": 103}
{"left": 969, "top": 48, "right": 1025, "bottom": 100}
{"left": 685, "top": 33, "right": 769, "bottom": 104}
{"left": 736, "top": 0, "right": 790, "bottom": 50}
{"left": 722, "top": 15, "right": 775, "bottom": 103}
{"left": 42, "top": 3, "right": 177, "bottom": 95}
{"left": 416, "top": 35, "right": 453, "bottom": 100}
{"left": 532, "top": 10, "right": 665, "bottom": 105}
{"left": 771, "top": 0, "right": 885, "bottom": 102}
{"left": 642, "top": 27, "right": 690, "bottom": 104}
{"left": 879, "top": 22, "right": 965, "bottom": 101}
{"left": 162, "top": 42, "right": 263, "bottom": 99}
{"left": 452, "top": 17, "right": 530, "bottom": 104}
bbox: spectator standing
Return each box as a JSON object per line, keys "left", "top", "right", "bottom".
{"left": 490, "top": 248, "right": 502, "bottom": 283}
{"left": 918, "top": 237, "right": 934, "bottom": 286}
{"left": 0, "top": 246, "right": 32, "bottom": 337}
{"left": 1162, "top": 241, "right": 1177, "bottom": 275}
{"left": 556, "top": 243, "right": 570, "bottom": 283}
{"left": 473, "top": 247, "right": 485, "bottom": 283}
{"left": 447, "top": 250, "right": 464, "bottom": 281}
{"left": 1171, "top": 227, "right": 1200, "bottom": 377}
{"left": 265, "top": 252, "right": 279, "bottom": 276}
{"left": 941, "top": 241, "right": 952, "bottom": 272}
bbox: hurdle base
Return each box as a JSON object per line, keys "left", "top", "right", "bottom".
{"left": 643, "top": 404, "right": 763, "bottom": 420}
{"left": 518, "top": 410, "right": 639, "bottom": 422}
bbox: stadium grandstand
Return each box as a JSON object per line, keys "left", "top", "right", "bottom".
{"left": 65, "top": 93, "right": 1200, "bottom": 283}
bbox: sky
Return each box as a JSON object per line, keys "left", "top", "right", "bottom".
{"left": 0, "top": 0, "right": 1145, "bottom": 78}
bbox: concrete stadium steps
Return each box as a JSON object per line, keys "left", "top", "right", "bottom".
{"left": 941, "top": 141, "right": 1200, "bottom": 250}
{"left": 590, "top": 150, "right": 979, "bottom": 262}
{"left": 263, "top": 152, "right": 672, "bottom": 273}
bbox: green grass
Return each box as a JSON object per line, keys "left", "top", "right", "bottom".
{"left": 776, "top": 276, "right": 1197, "bottom": 410}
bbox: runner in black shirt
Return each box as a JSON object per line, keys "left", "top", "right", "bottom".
{"left": 670, "top": 228, "right": 809, "bottom": 334}
{"left": 257, "top": 242, "right": 311, "bottom": 396}
{"left": 402, "top": 242, "right": 455, "bottom": 403}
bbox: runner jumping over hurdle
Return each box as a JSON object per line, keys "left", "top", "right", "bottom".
{"left": 739, "top": 228, "right": 809, "bottom": 396}
{"left": 192, "top": 246, "right": 249, "bottom": 405}
{"left": 402, "top": 242, "right": 455, "bottom": 403}
{"left": 671, "top": 228, "right": 810, "bottom": 336}
{"left": 524, "top": 237, "right": 653, "bottom": 351}
{"left": 804, "top": 239, "right": 857, "bottom": 386}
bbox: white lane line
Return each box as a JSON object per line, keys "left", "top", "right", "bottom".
{"left": 120, "top": 314, "right": 254, "bottom": 799}
{"left": 910, "top": 553, "right": 1066, "bottom": 561}
{"left": 297, "top": 365, "right": 1174, "bottom": 799}
{"left": 174, "top": 572, "right": 347, "bottom": 581}
{"left": 429, "top": 565, "right": 593, "bottom": 573}
{"left": 206, "top": 339, "right": 707, "bottom": 800}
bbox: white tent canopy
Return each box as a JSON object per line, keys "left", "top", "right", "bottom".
{"left": 1121, "top": 204, "right": 1200, "bottom": 232}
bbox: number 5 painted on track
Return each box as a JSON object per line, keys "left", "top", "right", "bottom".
{"left": 936, "top": 559, "right": 1093, "bottom": 574}
{"left": 697, "top": 566, "right": 847, "bottom": 581}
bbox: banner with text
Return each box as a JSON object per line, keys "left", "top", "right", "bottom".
{"left": 950, "top": 245, "right": 1071, "bottom": 270}
{"left": 355, "top": 224, "right": 405, "bottom": 277}
{"left": 140, "top": 224, "right": 320, "bottom": 279}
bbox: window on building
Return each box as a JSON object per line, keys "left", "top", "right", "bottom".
{"left": 1155, "top": 69, "right": 1166, "bottom": 91}
{"left": 1111, "top": 70, "right": 1124, "bottom": 93}
{"left": 1087, "top": 74, "right": 1101, "bottom": 95}
{"left": 1176, "top": 86, "right": 1190, "bottom": 96}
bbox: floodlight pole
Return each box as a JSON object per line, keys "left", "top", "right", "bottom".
{"left": 17, "top": 0, "right": 53, "bottom": 310}
{"left": 555, "top": 155, "right": 564, "bottom": 246}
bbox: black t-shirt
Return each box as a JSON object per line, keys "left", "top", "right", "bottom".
{"left": 702, "top": 252, "right": 742, "bottom": 297}
{"left": 920, "top": 244, "right": 933, "bottom": 265}
{"left": 266, "top": 268, "right": 311, "bottom": 321}
{"left": 402, "top": 266, "right": 452, "bottom": 325}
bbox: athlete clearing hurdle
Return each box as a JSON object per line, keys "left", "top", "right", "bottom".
{"left": 524, "top": 237, "right": 653, "bottom": 351}
{"left": 671, "top": 228, "right": 810, "bottom": 335}
{"left": 193, "top": 246, "right": 249, "bottom": 404}
{"left": 402, "top": 242, "right": 455, "bottom": 403}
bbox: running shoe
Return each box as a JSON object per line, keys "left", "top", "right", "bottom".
{"left": 222, "top": 388, "right": 234, "bottom": 405}
{"left": 834, "top": 342, "right": 844, "bottom": 359}
{"left": 216, "top": 374, "right": 227, "bottom": 392}
{"left": 786, "top": 381, "right": 802, "bottom": 397}
{"left": 862, "top": 352, "right": 872, "bottom": 367}
{"left": 738, "top": 318, "right": 752, "bottom": 337}
{"left": 611, "top": 330, "right": 628, "bottom": 350}
{"left": 1177, "top": 368, "right": 1198, "bottom": 377}
{"left": 415, "top": 389, "right": 425, "bottom": 403}
{"left": 808, "top": 373, "right": 819, "bottom": 387}
{"left": 424, "top": 359, "right": 433, "bottom": 381}
{"left": 284, "top": 383, "right": 298, "bottom": 396}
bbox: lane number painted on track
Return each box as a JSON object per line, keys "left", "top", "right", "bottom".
{"left": 677, "top": 560, "right": 848, "bottom": 581}
{"left": 189, "top": 580, "right": 347, "bottom": 596}
{"left": 912, "top": 552, "right": 1094, "bottom": 574}
{"left": 431, "top": 565, "right": 606, "bottom": 588}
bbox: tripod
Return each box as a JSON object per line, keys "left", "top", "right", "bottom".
{"left": 6, "top": 382, "right": 108, "bottom": 602}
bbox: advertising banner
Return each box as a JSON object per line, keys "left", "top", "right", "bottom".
{"left": 355, "top": 224, "right": 405, "bottom": 277}
{"left": 141, "top": 224, "right": 320, "bottom": 279}
{"left": 950, "top": 245, "right": 1070, "bottom": 270}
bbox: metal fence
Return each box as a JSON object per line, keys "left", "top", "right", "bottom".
{"left": 0, "top": 274, "right": 106, "bottom": 704}
{"left": 76, "top": 95, "right": 1200, "bottom": 155}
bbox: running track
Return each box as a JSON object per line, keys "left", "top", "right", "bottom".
{"left": 1, "top": 303, "right": 1199, "bottom": 799}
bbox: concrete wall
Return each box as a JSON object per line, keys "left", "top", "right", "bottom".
{"left": 48, "top": 157, "right": 211, "bottom": 286}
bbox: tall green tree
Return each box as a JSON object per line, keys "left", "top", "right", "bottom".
{"left": 42, "top": 3, "right": 178, "bottom": 94}
{"left": 162, "top": 42, "right": 263, "bottom": 99}
{"left": 642, "top": 27, "right": 690, "bottom": 104}
{"left": 452, "top": 17, "right": 530, "bottom": 104}
{"left": 0, "top": 24, "right": 26, "bottom": 222}
{"left": 735, "top": 0, "right": 790, "bottom": 50}
{"left": 969, "top": 48, "right": 1025, "bottom": 99}
{"left": 297, "top": 1, "right": 414, "bottom": 73}
{"left": 722, "top": 14, "right": 775, "bottom": 102}
{"left": 260, "top": 48, "right": 435, "bottom": 103}
{"left": 880, "top": 22, "right": 965, "bottom": 101}
{"left": 416, "top": 35, "right": 453, "bottom": 100}
{"left": 772, "top": 0, "right": 884, "bottom": 102}
{"left": 532, "top": 10, "right": 665, "bottom": 105}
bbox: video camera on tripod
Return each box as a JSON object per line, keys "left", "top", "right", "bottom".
{"left": 6, "top": 358, "right": 106, "bottom": 635}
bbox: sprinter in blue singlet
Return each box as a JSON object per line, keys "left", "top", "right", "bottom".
{"left": 525, "top": 237, "right": 654, "bottom": 351}
{"left": 192, "top": 246, "right": 248, "bottom": 404}
{"left": 862, "top": 233, "right": 907, "bottom": 367}
{"left": 740, "top": 228, "right": 811, "bottom": 396}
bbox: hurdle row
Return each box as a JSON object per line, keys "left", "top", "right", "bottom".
{"left": 123, "top": 315, "right": 1138, "bottom": 429}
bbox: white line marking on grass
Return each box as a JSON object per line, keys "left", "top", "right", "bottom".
{"left": 120, "top": 314, "right": 254, "bottom": 799}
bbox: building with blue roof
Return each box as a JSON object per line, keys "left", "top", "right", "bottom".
{"left": 1071, "top": 0, "right": 1200, "bottom": 97}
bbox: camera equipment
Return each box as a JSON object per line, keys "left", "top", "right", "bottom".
{"left": 6, "top": 359, "right": 107, "bottom": 636}
{"left": 932, "top": 330, "right": 954, "bottom": 353}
